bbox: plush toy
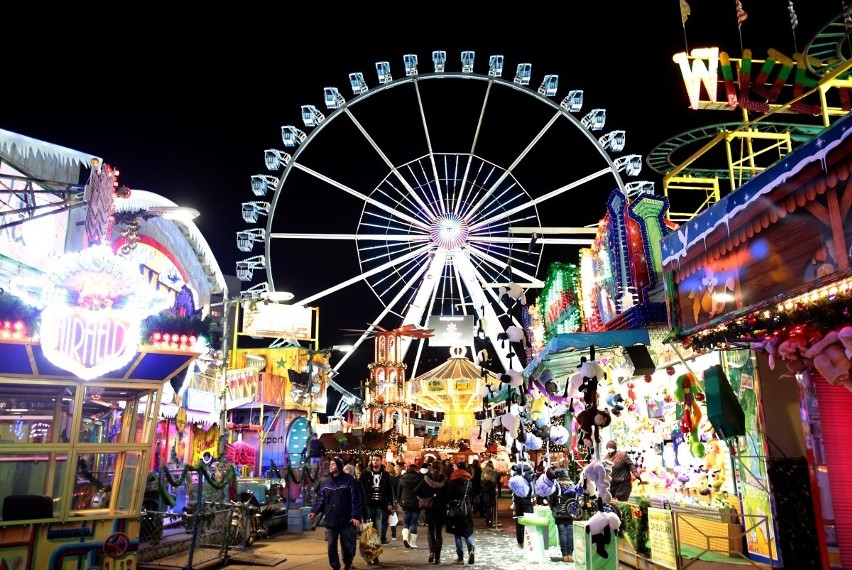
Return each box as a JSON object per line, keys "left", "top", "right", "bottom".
{"left": 673, "top": 372, "right": 705, "bottom": 458}
{"left": 587, "top": 510, "right": 621, "bottom": 558}
{"left": 529, "top": 392, "right": 552, "bottom": 429}
{"left": 534, "top": 467, "right": 559, "bottom": 498}
{"left": 804, "top": 329, "right": 852, "bottom": 386}
{"left": 575, "top": 407, "right": 612, "bottom": 449}
{"left": 582, "top": 459, "right": 612, "bottom": 504}
{"left": 549, "top": 424, "right": 571, "bottom": 446}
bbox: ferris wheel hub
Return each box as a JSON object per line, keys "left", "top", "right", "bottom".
{"left": 430, "top": 213, "right": 469, "bottom": 250}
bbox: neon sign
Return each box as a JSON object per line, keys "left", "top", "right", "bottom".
{"left": 11, "top": 245, "right": 171, "bottom": 380}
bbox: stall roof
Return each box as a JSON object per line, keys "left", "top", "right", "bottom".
{"left": 523, "top": 329, "right": 651, "bottom": 379}
{"left": 0, "top": 340, "right": 198, "bottom": 384}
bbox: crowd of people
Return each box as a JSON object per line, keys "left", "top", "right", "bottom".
{"left": 308, "top": 450, "right": 633, "bottom": 569}
{"left": 310, "top": 454, "right": 504, "bottom": 569}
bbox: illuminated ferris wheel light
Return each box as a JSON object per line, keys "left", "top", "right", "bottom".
{"left": 430, "top": 214, "right": 469, "bottom": 250}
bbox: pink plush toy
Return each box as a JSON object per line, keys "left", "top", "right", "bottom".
{"left": 804, "top": 329, "right": 852, "bottom": 386}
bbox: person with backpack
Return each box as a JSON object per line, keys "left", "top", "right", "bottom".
{"left": 479, "top": 460, "right": 498, "bottom": 528}
{"left": 508, "top": 461, "right": 536, "bottom": 548}
{"left": 546, "top": 467, "right": 577, "bottom": 563}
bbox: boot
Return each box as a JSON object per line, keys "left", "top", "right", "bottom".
{"left": 410, "top": 532, "right": 419, "bottom": 549}
{"left": 434, "top": 550, "right": 441, "bottom": 565}
{"left": 468, "top": 547, "right": 475, "bottom": 565}
{"left": 455, "top": 553, "right": 464, "bottom": 565}
{"left": 402, "top": 528, "right": 411, "bottom": 548}
{"left": 429, "top": 551, "right": 435, "bottom": 563}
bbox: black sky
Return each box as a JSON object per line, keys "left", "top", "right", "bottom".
{"left": 0, "top": 2, "right": 842, "bottom": 399}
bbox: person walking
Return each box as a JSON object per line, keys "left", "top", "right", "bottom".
{"left": 359, "top": 452, "right": 395, "bottom": 548}
{"left": 387, "top": 463, "right": 400, "bottom": 540}
{"left": 548, "top": 467, "right": 576, "bottom": 563}
{"left": 415, "top": 460, "right": 449, "bottom": 564}
{"left": 308, "top": 456, "right": 362, "bottom": 570}
{"left": 397, "top": 463, "right": 424, "bottom": 549}
{"left": 479, "top": 460, "right": 498, "bottom": 527}
{"left": 470, "top": 459, "right": 482, "bottom": 515}
{"left": 446, "top": 461, "right": 475, "bottom": 565}
{"left": 306, "top": 433, "right": 327, "bottom": 467}
{"left": 509, "top": 461, "right": 536, "bottom": 548}
{"left": 605, "top": 440, "right": 640, "bottom": 501}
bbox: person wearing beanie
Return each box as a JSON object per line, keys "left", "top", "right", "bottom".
{"left": 605, "top": 440, "right": 640, "bottom": 501}
{"left": 309, "top": 456, "right": 363, "bottom": 570}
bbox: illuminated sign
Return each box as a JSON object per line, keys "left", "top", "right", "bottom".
{"left": 241, "top": 302, "right": 313, "bottom": 340}
{"left": 11, "top": 245, "right": 171, "bottom": 380}
{"left": 428, "top": 315, "right": 474, "bottom": 347}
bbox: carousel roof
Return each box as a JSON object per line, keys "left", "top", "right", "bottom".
{"left": 409, "top": 348, "right": 501, "bottom": 413}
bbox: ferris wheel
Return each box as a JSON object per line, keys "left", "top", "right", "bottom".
{"left": 237, "top": 51, "right": 650, "bottom": 379}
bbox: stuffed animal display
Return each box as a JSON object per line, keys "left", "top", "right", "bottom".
{"left": 586, "top": 510, "right": 621, "bottom": 558}
{"left": 673, "top": 372, "right": 705, "bottom": 458}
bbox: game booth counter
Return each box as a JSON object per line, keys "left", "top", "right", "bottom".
{"left": 0, "top": 245, "right": 208, "bottom": 570}
{"left": 660, "top": 112, "right": 852, "bottom": 568}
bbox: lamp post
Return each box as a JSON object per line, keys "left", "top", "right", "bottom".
{"left": 299, "top": 344, "right": 352, "bottom": 505}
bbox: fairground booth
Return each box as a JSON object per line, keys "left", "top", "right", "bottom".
{"left": 0, "top": 131, "right": 225, "bottom": 570}
{"left": 661, "top": 110, "right": 852, "bottom": 569}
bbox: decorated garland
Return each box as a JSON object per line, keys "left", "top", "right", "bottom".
{"left": 613, "top": 496, "right": 651, "bottom": 557}
{"left": 161, "top": 458, "right": 237, "bottom": 490}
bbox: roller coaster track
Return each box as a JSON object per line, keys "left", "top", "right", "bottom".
{"left": 804, "top": 7, "right": 852, "bottom": 79}
{"left": 646, "top": 122, "right": 824, "bottom": 179}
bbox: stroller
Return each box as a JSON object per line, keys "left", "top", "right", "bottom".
{"left": 479, "top": 477, "right": 498, "bottom": 527}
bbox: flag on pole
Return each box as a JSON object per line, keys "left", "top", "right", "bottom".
{"left": 787, "top": 1, "right": 798, "bottom": 30}
{"left": 680, "top": 0, "right": 691, "bottom": 25}
{"left": 736, "top": 0, "right": 748, "bottom": 28}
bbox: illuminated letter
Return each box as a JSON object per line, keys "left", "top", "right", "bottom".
{"left": 673, "top": 47, "right": 719, "bottom": 109}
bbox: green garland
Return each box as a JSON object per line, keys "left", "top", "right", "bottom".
{"left": 613, "top": 497, "right": 651, "bottom": 557}
{"left": 284, "top": 464, "right": 320, "bottom": 485}
{"left": 161, "top": 459, "right": 236, "bottom": 490}
{"left": 679, "top": 288, "right": 852, "bottom": 351}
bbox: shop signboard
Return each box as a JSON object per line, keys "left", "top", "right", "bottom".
{"left": 241, "top": 302, "right": 313, "bottom": 340}
{"left": 648, "top": 507, "right": 677, "bottom": 569}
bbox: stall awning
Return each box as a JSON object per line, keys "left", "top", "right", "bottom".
{"left": 0, "top": 340, "right": 198, "bottom": 384}
{"left": 160, "top": 403, "right": 219, "bottom": 426}
{"left": 523, "top": 329, "right": 651, "bottom": 379}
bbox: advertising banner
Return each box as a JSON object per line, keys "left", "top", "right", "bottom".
{"left": 241, "top": 303, "right": 314, "bottom": 340}
{"left": 428, "top": 315, "right": 474, "bottom": 347}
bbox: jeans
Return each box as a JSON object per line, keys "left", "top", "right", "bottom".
{"left": 454, "top": 533, "right": 474, "bottom": 557}
{"left": 557, "top": 522, "right": 574, "bottom": 556}
{"left": 402, "top": 508, "right": 421, "bottom": 534}
{"left": 364, "top": 504, "right": 388, "bottom": 542}
{"left": 325, "top": 524, "right": 357, "bottom": 570}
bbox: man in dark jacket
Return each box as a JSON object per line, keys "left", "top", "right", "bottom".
{"left": 605, "top": 440, "right": 640, "bottom": 501}
{"left": 359, "top": 452, "right": 395, "bottom": 549}
{"left": 309, "top": 457, "right": 362, "bottom": 570}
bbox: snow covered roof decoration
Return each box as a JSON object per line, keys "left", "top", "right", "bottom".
{"left": 660, "top": 113, "right": 852, "bottom": 271}
{"left": 0, "top": 128, "right": 102, "bottom": 171}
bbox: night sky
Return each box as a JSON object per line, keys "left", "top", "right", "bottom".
{"left": 0, "top": 3, "right": 842, "bottom": 402}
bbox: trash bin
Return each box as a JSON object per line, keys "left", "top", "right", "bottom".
{"left": 302, "top": 506, "right": 313, "bottom": 530}
{"left": 287, "top": 507, "right": 304, "bottom": 533}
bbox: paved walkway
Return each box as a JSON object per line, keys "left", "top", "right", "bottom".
{"left": 138, "top": 494, "right": 638, "bottom": 570}
{"left": 216, "top": 496, "right": 632, "bottom": 570}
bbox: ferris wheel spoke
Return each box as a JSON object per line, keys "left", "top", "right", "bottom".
{"left": 343, "top": 108, "right": 440, "bottom": 221}
{"left": 452, "top": 253, "right": 518, "bottom": 372}
{"left": 463, "top": 111, "right": 562, "bottom": 223}
{"left": 467, "top": 245, "right": 543, "bottom": 288}
{"left": 294, "top": 162, "right": 431, "bottom": 231}
{"left": 412, "top": 80, "right": 446, "bottom": 215}
{"left": 294, "top": 245, "right": 431, "bottom": 307}
{"left": 455, "top": 81, "right": 493, "bottom": 216}
{"left": 397, "top": 249, "right": 448, "bottom": 362}
{"left": 270, "top": 232, "right": 428, "bottom": 241}
{"left": 469, "top": 166, "right": 612, "bottom": 233}
{"left": 332, "top": 259, "right": 435, "bottom": 373}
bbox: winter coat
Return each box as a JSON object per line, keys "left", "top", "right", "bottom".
{"left": 359, "top": 466, "right": 394, "bottom": 508}
{"left": 549, "top": 479, "right": 577, "bottom": 524}
{"left": 312, "top": 472, "right": 363, "bottom": 528}
{"left": 416, "top": 471, "right": 449, "bottom": 523}
{"left": 397, "top": 469, "right": 425, "bottom": 510}
{"left": 445, "top": 468, "right": 474, "bottom": 537}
